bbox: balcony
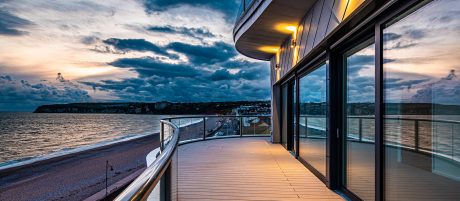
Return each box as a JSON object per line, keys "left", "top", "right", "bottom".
{"left": 233, "top": 0, "right": 317, "bottom": 60}
{"left": 114, "top": 116, "right": 344, "bottom": 200}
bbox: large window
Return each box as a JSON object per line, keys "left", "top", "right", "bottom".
{"left": 299, "top": 64, "right": 328, "bottom": 176}
{"left": 383, "top": 0, "right": 460, "bottom": 200}
{"left": 344, "top": 40, "right": 375, "bottom": 201}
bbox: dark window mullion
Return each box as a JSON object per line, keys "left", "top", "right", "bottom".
{"left": 374, "top": 22, "right": 384, "bottom": 201}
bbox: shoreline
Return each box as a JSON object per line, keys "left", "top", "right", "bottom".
{"left": 0, "top": 132, "right": 158, "bottom": 177}
{"left": 0, "top": 118, "right": 208, "bottom": 201}
{"left": 0, "top": 133, "right": 160, "bottom": 201}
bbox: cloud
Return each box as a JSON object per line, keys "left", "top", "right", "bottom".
{"left": 410, "top": 69, "right": 460, "bottom": 105}
{"left": 80, "top": 35, "right": 100, "bottom": 45}
{"left": 0, "top": 10, "right": 33, "bottom": 36}
{"left": 0, "top": 75, "right": 91, "bottom": 111}
{"left": 141, "top": 0, "right": 239, "bottom": 20}
{"left": 208, "top": 62, "right": 268, "bottom": 81}
{"left": 385, "top": 78, "right": 430, "bottom": 90}
{"left": 103, "top": 38, "right": 177, "bottom": 58}
{"left": 221, "top": 59, "right": 259, "bottom": 69}
{"left": 405, "top": 29, "right": 426, "bottom": 40}
{"left": 383, "top": 33, "right": 402, "bottom": 42}
{"left": 209, "top": 69, "right": 234, "bottom": 81}
{"left": 146, "top": 25, "right": 215, "bottom": 39}
{"left": 81, "top": 55, "right": 270, "bottom": 102}
{"left": 167, "top": 41, "right": 237, "bottom": 65}
{"left": 109, "top": 57, "right": 203, "bottom": 78}
{"left": 346, "top": 55, "right": 374, "bottom": 76}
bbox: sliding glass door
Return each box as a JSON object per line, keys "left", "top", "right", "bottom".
{"left": 299, "top": 63, "right": 328, "bottom": 177}
{"left": 383, "top": 1, "right": 460, "bottom": 200}
{"left": 343, "top": 39, "right": 375, "bottom": 201}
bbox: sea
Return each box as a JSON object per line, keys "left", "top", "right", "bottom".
{"left": 0, "top": 112, "right": 167, "bottom": 168}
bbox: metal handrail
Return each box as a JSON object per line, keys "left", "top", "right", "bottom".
{"left": 115, "top": 115, "right": 271, "bottom": 201}
{"left": 115, "top": 120, "right": 179, "bottom": 201}
{"left": 167, "top": 114, "right": 270, "bottom": 120}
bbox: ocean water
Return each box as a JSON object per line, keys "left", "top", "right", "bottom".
{"left": 0, "top": 112, "right": 167, "bottom": 167}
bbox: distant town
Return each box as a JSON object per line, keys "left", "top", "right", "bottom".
{"left": 34, "top": 101, "right": 271, "bottom": 115}
{"left": 34, "top": 101, "right": 460, "bottom": 116}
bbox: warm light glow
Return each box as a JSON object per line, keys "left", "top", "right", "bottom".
{"left": 292, "top": 45, "right": 299, "bottom": 66}
{"left": 344, "top": 0, "right": 365, "bottom": 20}
{"left": 258, "top": 46, "right": 279, "bottom": 53}
{"left": 275, "top": 23, "right": 298, "bottom": 34}
{"left": 286, "top": 26, "right": 297, "bottom": 32}
{"left": 276, "top": 68, "right": 280, "bottom": 81}
{"left": 276, "top": 50, "right": 280, "bottom": 65}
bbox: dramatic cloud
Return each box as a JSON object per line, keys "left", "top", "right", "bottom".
{"left": 141, "top": 0, "right": 239, "bottom": 20}
{"left": 0, "top": 0, "right": 271, "bottom": 111}
{"left": 0, "top": 10, "right": 33, "bottom": 36}
{"left": 0, "top": 75, "right": 91, "bottom": 111}
{"left": 81, "top": 54, "right": 270, "bottom": 102}
{"left": 147, "top": 25, "right": 215, "bottom": 39}
{"left": 109, "top": 57, "right": 203, "bottom": 78}
{"left": 167, "top": 41, "right": 237, "bottom": 65}
{"left": 103, "top": 38, "right": 177, "bottom": 58}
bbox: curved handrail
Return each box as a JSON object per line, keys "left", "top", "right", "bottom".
{"left": 115, "top": 115, "right": 271, "bottom": 201}
{"left": 115, "top": 120, "right": 179, "bottom": 201}
{"left": 167, "top": 114, "right": 270, "bottom": 120}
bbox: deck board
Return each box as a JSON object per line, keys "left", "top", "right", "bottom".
{"left": 178, "top": 137, "right": 344, "bottom": 201}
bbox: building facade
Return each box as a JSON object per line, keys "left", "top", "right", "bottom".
{"left": 234, "top": 0, "right": 460, "bottom": 200}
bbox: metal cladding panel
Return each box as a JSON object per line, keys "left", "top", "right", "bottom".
{"left": 304, "top": 0, "right": 324, "bottom": 56}
{"left": 279, "top": 42, "right": 286, "bottom": 74}
{"left": 298, "top": 11, "right": 313, "bottom": 60}
{"left": 284, "top": 41, "right": 290, "bottom": 73}
{"left": 327, "top": 0, "right": 347, "bottom": 34}
{"left": 314, "top": 0, "right": 335, "bottom": 47}
{"left": 294, "top": 21, "right": 305, "bottom": 64}
{"left": 274, "top": 0, "right": 367, "bottom": 81}
{"left": 286, "top": 36, "right": 293, "bottom": 69}
{"left": 270, "top": 55, "right": 276, "bottom": 84}
{"left": 282, "top": 42, "right": 287, "bottom": 74}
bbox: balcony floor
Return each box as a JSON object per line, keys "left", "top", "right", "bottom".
{"left": 178, "top": 137, "right": 344, "bottom": 201}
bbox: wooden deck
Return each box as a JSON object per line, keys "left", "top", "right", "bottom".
{"left": 178, "top": 137, "right": 344, "bottom": 201}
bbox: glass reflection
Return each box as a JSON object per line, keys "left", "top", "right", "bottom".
{"left": 383, "top": 0, "right": 460, "bottom": 200}
{"left": 299, "top": 64, "right": 327, "bottom": 176}
{"left": 344, "top": 41, "right": 375, "bottom": 201}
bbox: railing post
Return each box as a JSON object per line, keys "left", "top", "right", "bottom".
{"left": 160, "top": 165, "right": 171, "bottom": 201}
{"left": 240, "top": 117, "right": 243, "bottom": 137}
{"left": 414, "top": 120, "right": 419, "bottom": 151}
{"left": 160, "top": 122, "right": 165, "bottom": 151}
{"left": 452, "top": 124, "right": 454, "bottom": 159}
{"left": 203, "top": 117, "right": 206, "bottom": 141}
{"left": 359, "top": 118, "right": 363, "bottom": 142}
{"left": 305, "top": 116, "right": 308, "bottom": 137}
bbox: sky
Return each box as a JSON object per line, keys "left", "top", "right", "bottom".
{"left": 0, "top": 0, "right": 270, "bottom": 111}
